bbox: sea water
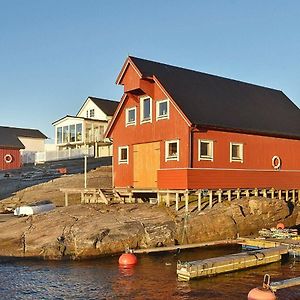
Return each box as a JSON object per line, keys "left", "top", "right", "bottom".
{"left": 0, "top": 245, "right": 299, "bottom": 299}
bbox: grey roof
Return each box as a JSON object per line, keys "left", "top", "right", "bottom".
{"left": 129, "top": 56, "right": 300, "bottom": 139}
{"left": 88, "top": 97, "right": 119, "bottom": 116}
{"left": 0, "top": 126, "right": 47, "bottom": 149}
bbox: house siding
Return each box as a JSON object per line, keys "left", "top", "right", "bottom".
{"left": 112, "top": 83, "right": 190, "bottom": 188}
{"left": 0, "top": 148, "right": 21, "bottom": 170}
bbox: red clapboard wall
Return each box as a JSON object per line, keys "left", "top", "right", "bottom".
{"left": 0, "top": 148, "right": 21, "bottom": 170}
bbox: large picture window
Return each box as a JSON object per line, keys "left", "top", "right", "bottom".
{"left": 140, "top": 96, "right": 152, "bottom": 123}
{"left": 63, "top": 126, "right": 69, "bottom": 143}
{"left": 165, "top": 140, "right": 179, "bottom": 161}
{"left": 118, "top": 146, "right": 129, "bottom": 164}
{"left": 198, "top": 140, "right": 214, "bottom": 161}
{"left": 230, "top": 142, "right": 243, "bottom": 162}
{"left": 76, "top": 124, "right": 82, "bottom": 142}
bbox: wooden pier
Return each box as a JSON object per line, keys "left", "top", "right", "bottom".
{"left": 270, "top": 276, "right": 300, "bottom": 292}
{"left": 176, "top": 246, "right": 288, "bottom": 281}
{"left": 132, "top": 239, "right": 238, "bottom": 254}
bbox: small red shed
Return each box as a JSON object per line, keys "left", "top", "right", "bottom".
{"left": 106, "top": 56, "right": 300, "bottom": 192}
{"left": 0, "top": 126, "right": 47, "bottom": 170}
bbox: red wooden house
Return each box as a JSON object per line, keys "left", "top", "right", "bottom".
{"left": 106, "top": 56, "right": 300, "bottom": 194}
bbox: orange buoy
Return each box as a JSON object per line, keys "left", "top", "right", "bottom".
{"left": 248, "top": 287, "right": 276, "bottom": 300}
{"left": 276, "top": 223, "right": 285, "bottom": 230}
{"left": 118, "top": 253, "right": 137, "bottom": 267}
{"left": 248, "top": 274, "right": 276, "bottom": 300}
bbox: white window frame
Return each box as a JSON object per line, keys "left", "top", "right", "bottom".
{"left": 230, "top": 142, "right": 243, "bottom": 163}
{"left": 156, "top": 99, "right": 169, "bottom": 120}
{"left": 198, "top": 140, "right": 214, "bottom": 161}
{"left": 165, "top": 140, "right": 179, "bottom": 161}
{"left": 118, "top": 146, "right": 129, "bottom": 164}
{"left": 125, "top": 107, "right": 137, "bottom": 126}
{"left": 140, "top": 95, "right": 152, "bottom": 124}
{"left": 89, "top": 109, "right": 95, "bottom": 118}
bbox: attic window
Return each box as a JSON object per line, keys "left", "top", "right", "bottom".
{"left": 156, "top": 99, "right": 169, "bottom": 120}
{"left": 89, "top": 109, "right": 95, "bottom": 118}
{"left": 126, "top": 107, "right": 136, "bottom": 126}
{"left": 230, "top": 142, "right": 243, "bottom": 162}
{"left": 165, "top": 140, "right": 179, "bottom": 161}
{"left": 140, "top": 96, "right": 152, "bottom": 124}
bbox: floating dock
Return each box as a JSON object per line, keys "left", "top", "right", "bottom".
{"left": 177, "top": 246, "right": 288, "bottom": 281}
{"left": 239, "top": 237, "right": 300, "bottom": 259}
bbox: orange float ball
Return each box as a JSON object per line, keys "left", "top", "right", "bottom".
{"left": 248, "top": 287, "right": 276, "bottom": 300}
{"left": 276, "top": 223, "right": 285, "bottom": 230}
{"left": 118, "top": 253, "right": 138, "bottom": 267}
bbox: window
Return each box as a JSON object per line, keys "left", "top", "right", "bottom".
{"left": 199, "top": 140, "right": 213, "bottom": 161}
{"left": 230, "top": 143, "right": 243, "bottom": 162}
{"left": 76, "top": 124, "right": 82, "bottom": 142}
{"left": 165, "top": 140, "right": 179, "bottom": 161}
{"left": 156, "top": 99, "right": 169, "bottom": 120}
{"left": 118, "top": 146, "right": 129, "bottom": 164}
{"left": 70, "top": 125, "right": 76, "bottom": 142}
{"left": 140, "top": 96, "right": 152, "bottom": 123}
{"left": 56, "top": 127, "right": 62, "bottom": 144}
{"left": 126, "top": 107, "right": 136, "bottom": 126}
{"left": 63, "top": 126, "right": 69, "bottom": 143}
{"left": 89, "top": 109, "right": 95, "bottom": 118}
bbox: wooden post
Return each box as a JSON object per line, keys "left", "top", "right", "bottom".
{"left": 254, "top": 188, "right": 258, "bottom": 197}
{"left": 81, "top": 191, "right": 84, "bottom": 203}
{"left": 216, "top": 189, "right": 222, "bottom": 203}
{"left": 270, "top": 188, "right": 275, "bottom": 199}
{"left": 292, "top": 190, "right": 295, "bottom": 204}
{"left": 285, "top": 190, "right": 289, "bottom": 202}
{"left": 227, "top": 190, "right": 231, "bottom": 201}
{"left": 278, "top": 190, "right": 282, "bottom": 200}
{"left": 209, "top": 190, "right": 213, "bottom": 209}
{"left": 235, "top": 188, "right": 240, "bottom": 200}
{"left": 166, "top": 192, "right": 170, "bottom": 207}
{"left": 185, "top": 191, "right": 189, "bottom": 212}
{"left": 298, "top": 190, "right": 300, "bottom": 204}
{"left": 175, "top": 193, "right": 179, "bottom": 211}
{"left": 262, "top": 189, "right": 267, "bottom": 198}
{"left": 65, "top": 192, "right": 69, "bottom": 207}
{"left": 129, "top": 192, "right": 133, "bottom": 204}
{"left": 198, "top": 190, "right": 202, "bottom": 211}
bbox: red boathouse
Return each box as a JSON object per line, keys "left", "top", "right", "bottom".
{"left": 106, "top": 56, "right": 300, "bottom": 193}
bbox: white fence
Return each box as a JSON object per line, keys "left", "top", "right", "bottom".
{"left": 35, "top": 147, "right": 94, "bottom": 164}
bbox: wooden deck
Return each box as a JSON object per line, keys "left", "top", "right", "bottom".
{"left": 177, "top": 246, "right": 288, "bottom": 281}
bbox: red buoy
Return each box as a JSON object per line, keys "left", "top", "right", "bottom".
{"left": 248, "top": 287, "right": 276, "bottom": 300}
{"left": 118, "top": 253, "right": 137, "bottom": 267}
{"left": 276, "top": 223, "right": 285, "bottom": 230}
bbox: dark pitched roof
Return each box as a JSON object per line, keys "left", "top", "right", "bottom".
{"left": 88, "top": 97, "right": 119, "bottom": 116}
{"left": 0, "top": 126, "right": 47, "bottom": 149}
{"left": 129, "top": 56, "right": 300, "bottom": 139}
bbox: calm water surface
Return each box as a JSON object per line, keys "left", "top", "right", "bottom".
{"left": 0, "top": 245, "right": 299, "bottom": 299}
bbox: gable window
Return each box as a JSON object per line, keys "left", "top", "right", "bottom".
{"left": 140, "top": 96, "right": 152, "bottom": 123}
{"left": 156, "top": 99, "right": 169, "bottom": 120}
{"left": 118, "top": 146, "right": 129, "bottom": 164}
{"left": 165, "top": 140, "right": 179, "bottom": 161}
{"left": 89, "top": 109, "right": 95, "bottom": 118}
{"left": 230, "top": 142, "right": 243, "bottom": 162}
{"left": 126, "top": 107, "right": 136, "bottom": 126}
{"left": 198, "top": 140, "right": 213, "bottom": 161}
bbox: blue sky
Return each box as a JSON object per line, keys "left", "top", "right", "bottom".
{"left": 0, "top": 0, "right": 300, "bottom": 140}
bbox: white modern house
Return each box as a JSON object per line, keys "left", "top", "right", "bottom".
{"left": 52, "top": 96, "right": 119, "bottom": 159}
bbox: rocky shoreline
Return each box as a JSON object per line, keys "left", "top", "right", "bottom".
{"left": 0, "top": 197, "right": 298, "bottom": 260}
